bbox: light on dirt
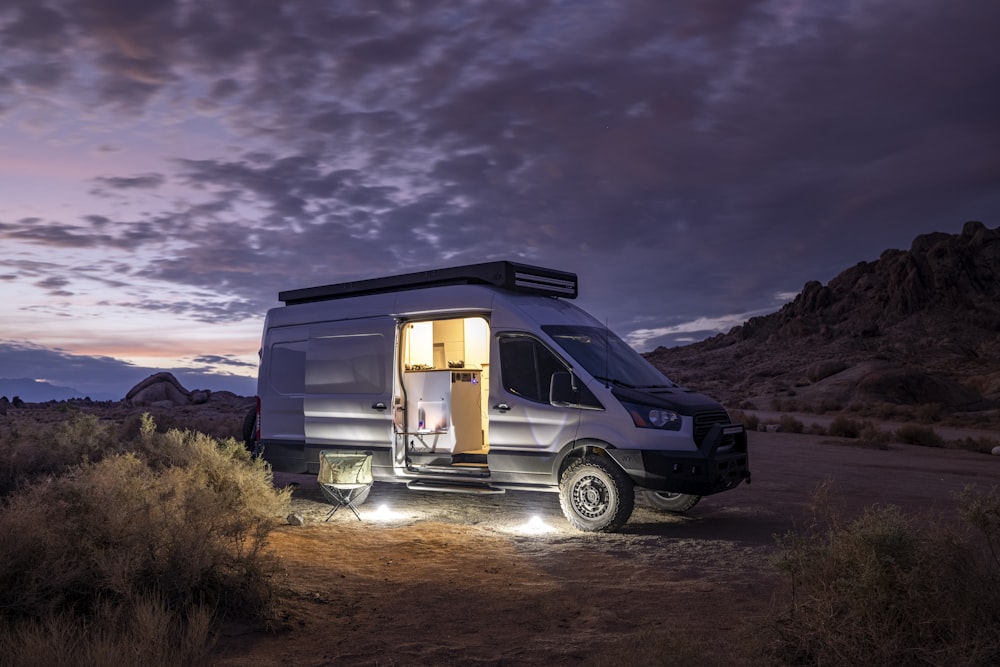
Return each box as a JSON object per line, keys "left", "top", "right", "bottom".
{"left": 369, "top": 504, "right": 405, "bottom": 522}
{"left": 519, "top": 515, "right": 556, "bottom": 535}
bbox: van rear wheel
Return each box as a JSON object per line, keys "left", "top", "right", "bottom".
{"left": 559, "top": 456, "right": 634, "bottom": 532}
{"left": 643, "top": 491, "right": 701, "bottom": 513}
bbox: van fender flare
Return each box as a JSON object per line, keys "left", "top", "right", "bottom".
{"left": 552, "top": 438, "right": 621, "bottom": 481}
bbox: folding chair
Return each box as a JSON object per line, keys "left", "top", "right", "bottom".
{"left": 318, "top": 450, "right": 374, "bottom": 522}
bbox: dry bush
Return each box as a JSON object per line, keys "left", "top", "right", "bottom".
{"left": 806, "top": 423, "right": 825, "bottom": 436}
{"left": 0, "top": 593, "right": 214, "bottom": 667}
{"left": 858, "top": 422, "right": 892, "bottom": 449}
{"left": 950, "top": 436, "right": 1000, "bottom": 454}
{"left": 827, "top": 416, "right": 862, "bottom": 438}
{"left": 895, "top": 423, "right": 944, "bottom": 447}
{"left": 0, "top": 415, "right": 290, "bottom": 664}
{"left": 729, "top": 410, "right": 760, "bottom": 431}
{"left": 0, "top": 414, "right": 125, "bottom": 496}
{"left": 764, "top": 487, "right": 1000, "bottom": 666}
{"left": 778, "top": 415, "right": 804, "bottom": 434}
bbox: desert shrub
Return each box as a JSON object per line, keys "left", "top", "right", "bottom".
{"left": 858, "top": 422, "right": 892, "bottom": 449}
{"left": 912, "top": 403, "right": 944, "bottom": 423}
{"left": 0, "top": 413, "right": 124, "bottom": 496}
{"left": 951, "top": 436, "right": 1000, "bottom": 454}
{"left": 895, "top": 423, "right": 944, "bottom": 447}
{"left": 827, "top": 416, "right": 862, "bottom": 438}
{"left": 765, "top": 489, "right": 1000, "bottom": 666}
{"left": 778, "top": 415, "right": 804, "bottom": 434}
{"left": 0, "top": 418, "right": 290, "bottom": 663}
{"left": 806, "top": 423, "right": 825, "bottom": 436}
{"left": 118, "top": 406, "right": 248, "bottom": 441}
{"left": 730, "top": 410, "right": 759, "bottom": 431}
{"left": 0, "top": 593, "right": 214, "bottom": 667}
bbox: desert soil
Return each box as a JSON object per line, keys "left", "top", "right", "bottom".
{"left": 211, "top": 430, "right": 999, "bottom": 667}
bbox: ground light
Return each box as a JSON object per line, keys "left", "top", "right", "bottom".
{"left": 368, "top": 504, "right": 406, "bottom": 522}
{"left": 517, "top": 515, "right": 557, "bottom": 535}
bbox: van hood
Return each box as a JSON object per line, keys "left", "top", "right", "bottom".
{"left": 610, "top": 384, "right": 725, "bottom": 415}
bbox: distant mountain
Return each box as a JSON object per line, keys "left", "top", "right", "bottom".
{"left": 0, "top": 378, "right": 119, "bottom": 403}
{"left": 646, "top": 221, "right": 1000, "bottom": 413}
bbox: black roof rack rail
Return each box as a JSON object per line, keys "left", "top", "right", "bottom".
{"left": 279, "top": 261, "right": 578, "bottom": 305}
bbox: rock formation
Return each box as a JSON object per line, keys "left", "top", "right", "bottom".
{"left": 645, "top": 221, "right": 1000, "bottom": 411}
{"left": 125, "top": 372, "right": 212, "bottom": 407}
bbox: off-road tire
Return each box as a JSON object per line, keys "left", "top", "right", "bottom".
{"left": 559, "top": 455, "right": 635, "bottom": 532}
{"left": 242, "top": 407, "right": 257, "bottom": 453}
{"left": 643, "top": 491, "right": 701, "bottom": 513}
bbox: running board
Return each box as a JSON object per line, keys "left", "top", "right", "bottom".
{"left": 409, "top": 464, "right": 490, "bottom": 478}
{"left": 406, "top": 480, "right": 506, "bottom": 495}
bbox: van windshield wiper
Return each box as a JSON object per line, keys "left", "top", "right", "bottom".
{"left": 594, "top": 376, "right": 636, "bottom": 389}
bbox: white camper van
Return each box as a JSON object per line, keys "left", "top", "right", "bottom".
{"left": 253, "top": 261, "right": 749, "bottom": 532}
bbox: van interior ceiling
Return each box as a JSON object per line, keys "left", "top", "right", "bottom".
{"left": 399, "top": 316, "right": 490, "bottom": 469}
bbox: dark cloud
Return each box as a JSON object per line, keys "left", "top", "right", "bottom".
{"left": 1, "top": 0, "right": 998, "bottom": 358}
{"left": 35, "top": 275, "right": 70, "bottom": 291}
{"left": 191, "top": 354, "right": 257, "bottom": 369}
{"left": 0, "top": 216, "right": 161, "bottom": 250}
{"left": 91, "top": 173, "right": 166, "bottom": 190}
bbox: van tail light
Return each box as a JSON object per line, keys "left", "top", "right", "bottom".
{"left": 255, "top": 396, "right": 261, "bottom": 442}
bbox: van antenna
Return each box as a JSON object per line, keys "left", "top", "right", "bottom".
{"left": 604, "top": 317, "right": 610, "bottom": 388}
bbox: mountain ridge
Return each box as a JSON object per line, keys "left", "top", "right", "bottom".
{"left": 645, "top": 221, "right": 1000, "bottom": 414}
{"left": 0, "top": 378, "right": 119, "bottom": 403}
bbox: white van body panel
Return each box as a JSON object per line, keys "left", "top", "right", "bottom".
{"left": 255, "top": 267, "right": 749, "bottom": 519}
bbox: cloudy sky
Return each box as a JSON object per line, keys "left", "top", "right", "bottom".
{"left": 1, "top": 0, "right": 998, "bottom": 399}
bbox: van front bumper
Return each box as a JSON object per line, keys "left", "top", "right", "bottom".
{"left": 607, "top": 423, "right": 750, "bottom": 496}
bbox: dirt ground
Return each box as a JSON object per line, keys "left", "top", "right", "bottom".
{"left": 210, "top": 430, "right": 1000, "bottom": 667}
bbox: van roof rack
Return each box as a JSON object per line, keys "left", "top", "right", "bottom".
{"left": 279, "top": 261, "right": 578, "bottom": 305}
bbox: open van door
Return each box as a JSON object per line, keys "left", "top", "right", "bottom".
{"left": 303, "top": 317, "right": 396, "bottom": 466}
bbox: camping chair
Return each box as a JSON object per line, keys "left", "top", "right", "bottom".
{"left": 318, "top": 450, "right": 374, "bottom": 522}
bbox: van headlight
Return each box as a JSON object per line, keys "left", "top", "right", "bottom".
{"left": 622, "top": 402, "right": 682, "bottom": 431}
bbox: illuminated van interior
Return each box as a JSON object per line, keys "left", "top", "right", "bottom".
{"left": 400, "top": 316, "right": 490, "bottom": 456}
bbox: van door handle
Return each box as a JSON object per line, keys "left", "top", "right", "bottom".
{"left": 371, "top": 402, "right": 387, "bottom": 410}
{"left": 493, "top": 403, "right": 510, "bottom": 412}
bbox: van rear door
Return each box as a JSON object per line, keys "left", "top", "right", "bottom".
{"left": 304, "top": 317, "right": 396, "bottom": 461}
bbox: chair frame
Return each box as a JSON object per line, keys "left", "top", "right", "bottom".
{"left": 317, "top": 450, "right": 374, "bottom": 522}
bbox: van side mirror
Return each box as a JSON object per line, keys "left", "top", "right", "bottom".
{"left": 549, "top": 371, "right": 577, "bottom": 407}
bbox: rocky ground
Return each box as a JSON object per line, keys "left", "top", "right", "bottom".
{"left": 4, "top": 380, "right": 998, "bottom": 665}
{"left": 210, "top": 426, "right": 1000, "bottom": 666}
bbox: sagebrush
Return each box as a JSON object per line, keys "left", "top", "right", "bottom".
{"left": 764, "top": 485, "right": 1000, "bottom": 666}
{"left": 0, "top": 414, "right": 290, "bottom": 666}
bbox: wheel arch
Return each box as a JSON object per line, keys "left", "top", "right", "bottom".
{"left": 553, "top": 438, "right": 621, "bottom": 482}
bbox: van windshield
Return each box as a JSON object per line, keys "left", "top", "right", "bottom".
{"left": 542, "top": 325, "right": 676, "bottom": 389}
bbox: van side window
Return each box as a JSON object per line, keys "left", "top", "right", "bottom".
{"left": 498, "top": 335, "right": 566, "bottom": 403}
{"left": 306, "top": 333, "right": 386, "bottom": 394}
{"left": 268, "top": 341, "right": 306, "bottom": 394}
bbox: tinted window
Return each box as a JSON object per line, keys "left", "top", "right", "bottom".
{"left": 306, "top": 333, "right": 386, "bottom": 394}
{"left": 543, "top": 325, "right": 674, "bottom": 388}
{"left": 498, "top": 335, "right": 566, "bottom": 403}
{"left": 268, "top": 341, "right": 306, "bottom": 394}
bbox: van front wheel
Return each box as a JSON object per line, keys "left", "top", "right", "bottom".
{"left": 559, "top": 456, "right": 635, "bottom": 532}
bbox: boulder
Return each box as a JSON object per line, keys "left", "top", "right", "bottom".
{"left": 125, "top": 372, "right": 212, "bottom": 407}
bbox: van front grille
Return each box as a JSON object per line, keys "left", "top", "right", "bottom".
{"left": 694, "top": 410, "right": 730, "bottom": 445}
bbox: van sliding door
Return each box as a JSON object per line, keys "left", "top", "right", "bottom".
{"left": 304, "top": 317, "right": 395, "bottom": 462}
